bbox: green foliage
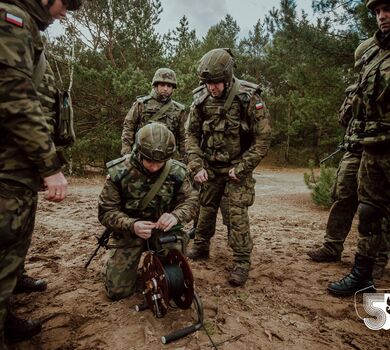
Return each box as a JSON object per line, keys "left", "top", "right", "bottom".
{"left": 48, "top": 0, "right": 373, "bottom": 168}
{"left": 304, "top": 160, "right": 336, "bottom": 208}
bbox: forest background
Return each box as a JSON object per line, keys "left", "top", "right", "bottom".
{"left": 46, "top": 0, "right": 378, "bottom": 173}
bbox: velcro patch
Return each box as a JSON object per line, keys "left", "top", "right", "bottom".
{"left": 5, "top": 12, "right": 23, "bottom": 27}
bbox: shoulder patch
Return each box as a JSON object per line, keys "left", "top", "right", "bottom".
{"left": 5, "top": 12, "right": 23, "bottom": 27}
{"left": 106, "top": 155, "right": 132, "bottom": 182}
{"left": 192, "top": 85, "right": 209, "bottom": 106}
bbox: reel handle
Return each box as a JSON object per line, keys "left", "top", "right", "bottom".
{"left": 158, "top": 235, "right": 178, "bottom": 245}
{"left": 161, "top": 324, "right": 201, "bottom": 344}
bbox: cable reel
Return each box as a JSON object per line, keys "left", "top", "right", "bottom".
{"left": 135, "top": 234, "right": 203, "bottom": 344}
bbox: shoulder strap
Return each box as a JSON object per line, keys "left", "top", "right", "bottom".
{"left": 150, "top": 100, "right": 174, "bottom": 122}
{"left": 139, "top": 159, "right": 173, "bottom": 210}
{"left": 222, "top": 78, "right": 240, "bottom": 114}
{"left": 361, "top": 50, "right": 390, "bottom": 84}
{"left": 32, "top": 52, "right": 46, "bottom": 88}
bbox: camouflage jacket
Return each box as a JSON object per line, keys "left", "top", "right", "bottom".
{"left": 0, "top": 0, "right": 60, "bottom": 191}
{"left": 98, "top": 153, "right": 198, "bottom": 235}
{"left": 185, "top": 78, "right": 272, "bottom": 177}
{"left": 121, "top": 89, "right": 187, "bottom": 160}
{"left": 351, "top": 31, "right": 390, "bottom": 145}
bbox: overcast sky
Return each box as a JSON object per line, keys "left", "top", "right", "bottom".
{"left": 48, "top": 0, "right": 314, "bottom": 40}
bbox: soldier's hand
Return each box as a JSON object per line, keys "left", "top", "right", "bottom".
{"left": 228, "top": 168, "right": 240, "bottom": 182}
{"left": 155, "top": 213, "right": 178, "bottom": 232}
{"left": 194, "top": 168, "right": 208, "bottom": 183}
{"left": 43, "top": 172, "right": 68, "bottom": 202}
{"left": 134, "top": 221, "right": 156, "bottom": 239}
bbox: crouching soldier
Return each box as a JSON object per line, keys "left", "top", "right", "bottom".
{"left": 98, "top": 123, "right": 198, "bottom": 300}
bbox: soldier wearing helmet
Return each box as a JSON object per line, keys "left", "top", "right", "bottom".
{"left": 0, "top": 0, "right": 81, "bottom": 346}
{"left": 121, "top": 68, "right": 187, "bottom": 162}
{"left": 98, "top": 123, "right": 198, "bottom": 300}
{"left": 186, "top": 48, "right": 272, "bottom": 286}
{"left": 327, "top": 0, "right": 390, "bottom": 296}
{"left": 308, "top": 36, "right": 390, "bottom": 278}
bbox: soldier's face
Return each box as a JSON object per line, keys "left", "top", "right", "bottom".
{"left": 142, "top": 159, "right": 165, "bottom": 173}
{"left": 41, "top": 0, "right": 68, "bottom": 19}
{"left": 155, "top": 83, "right": 173, "bottom": 98}
{"left": 206, "top": 82, "right": 225, "bottom": 98}
{"left": 374, "top": 3, "right": 390, "bottom": 33}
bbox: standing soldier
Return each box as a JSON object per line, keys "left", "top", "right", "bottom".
{"left": 0, "top": 0, "right": 81, "bottom": 346}
{"left": 99, "top": 123, "right": 198, "bottom": 300}
{"left": 307, "top": 37, "right": 389, "bottom": 278}
{"left": 328, "top": 0, "right": 390, "bottom": 296}
{"left": 186, "top": 48, "right": 272, "bottom": 286}
{"left": 121, "top": 68, "right": 187, "bottom": 161}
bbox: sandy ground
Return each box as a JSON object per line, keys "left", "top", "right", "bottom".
{"left": 9, "top": 168, "right": 390, "bottom": 350}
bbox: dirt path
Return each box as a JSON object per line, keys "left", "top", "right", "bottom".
{"left": 10, "top": 168, "right": 390, "bottom": 350}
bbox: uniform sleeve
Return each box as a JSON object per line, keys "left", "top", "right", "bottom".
{"left": 98, "top": 178, "right": 138, "bottom": 234}
{"left": 177, "top": 108, "right": 188, "bottom": 163}
{"left": 0, "top": 17, "right": 61, "bottom": 177}
{"left": 121, "top": 101, "right": 141, "bottom": 156}
{"left": 185, "top": 105, "right": 204, "bottom": 174}
{"left": 171, "top": 174, "right": 199, "bottom": 224}
{"left": 234, "top": 93, "right": 272, "bottom": 177}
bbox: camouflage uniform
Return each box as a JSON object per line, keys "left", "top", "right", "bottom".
{"left": 328, "top": 10, "right": 390, "bottom": 296}
{"left": 0, "top": 0, "right": 63, "bottom": 346}
{"left": 98, "top": 153, "right": 198, "bottom": 300}
{"left": 121, "top": 70, "right": 187, "bottom": 160}
{"left": 186, "top": 78, "right": 272, "bottom": 271}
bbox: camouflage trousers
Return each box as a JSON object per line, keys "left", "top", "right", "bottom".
{"left": 0, "top": 181, "right": 37, "bottom": 349}
{"left": 103, "top": 230, "right": 188, "bottom": 301}
{"left": 357, "top": 147, "right": 390, "bottom": 259}
{"left": 322, "top": 151, "right": 360, "bottom": 256}
{"left": 192, "top": 170, "right": 256, "bottom": 269}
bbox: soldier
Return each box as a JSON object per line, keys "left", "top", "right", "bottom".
{"left": 328, "top": 0, "right": 390, "bottom": 296}
{"left": 13, "top": 59, "right": 57, "bottom": 295}
{"left": 121, "top": 68, "right": 187, "bottom": 161}
{"left": 307, "top": 39, "right": 389, "bottom": 278}
{"left": 186, "top": 48, "right": 272, "bottom": 286}
{"left": 0, "top": 0, "right": 81, "bottom": 346}
{"left": 98, "top": 123, "right": 198, "bottom": 300}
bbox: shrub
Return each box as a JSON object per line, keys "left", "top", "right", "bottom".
{"left": 304, "top": 160, "right": 336, "bottom": 208}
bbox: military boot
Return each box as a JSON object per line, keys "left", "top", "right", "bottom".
{"left": 187, "top": 245, "right": 210, "bottom": 260}
{"left": 4, "top": 310, "right": 42, "bottom": 343}
{"left": 13, "top": 275, "right": 47, "bottom": 294}
{"left": 228, "top": 266, "right": 249, "bottom": 287}
{"left": 307, "top": 247, "right": 341, "bottom": 262}
{"left": 327, "top": 253, "right": 375, "bottom": 296}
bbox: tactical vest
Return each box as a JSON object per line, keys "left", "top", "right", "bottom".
{"left": 354, "top": 34, "right": 390, "bottom": 144}
{"left": 136, "top": 94, "right": 184, "bottom": 137}
{"left": 107, "top": 154, "right": 187, "bottom": 221}
{"left": 192, "top": 80, "right": 257, "bottom": 166}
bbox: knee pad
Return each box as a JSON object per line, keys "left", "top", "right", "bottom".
{"left": 358, "top": 203, "right": 383, "bottom": 236}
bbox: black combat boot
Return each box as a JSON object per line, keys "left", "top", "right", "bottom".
{"left": 4, "top": 310, "right": 42, "bottom": 343}
{"left": 187, "top": 246, "right": 210, "bottom": 260}
{"left": 13, "top": 275, "right": 47, "bottom": 294}
{"left": 327, "top": 253, "right": 375, "bottom": 296}
{"left": 228, "top": 266, "right": 249, "bottom": 287}
{"left": 307, "top": 247, "right": 341, "bottom": 262}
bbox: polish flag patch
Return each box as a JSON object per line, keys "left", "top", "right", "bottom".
{"left": 5, "top": 12, "right": 24, "bottom": 27}
{"left": 255, "top": 102, "right": 264, "bottom": 110}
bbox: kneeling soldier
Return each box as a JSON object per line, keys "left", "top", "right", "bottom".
{"left": 98, "top": 123, "right": 198, "bottom": 300}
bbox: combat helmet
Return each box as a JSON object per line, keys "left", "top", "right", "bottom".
{"left": 366, "top": 0, "right": 386, "bottom": 11}
{"left": 135, "top": 123, "right": 176, "bottom": 162}
{"left": 47, "top": 0, "right": 82, "bottom": 11}
{"left": 152, "top": 68, "right": 177, "bottom": 88}
{"left": 197, "top": 48, "right": 235, "bottom": 84}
